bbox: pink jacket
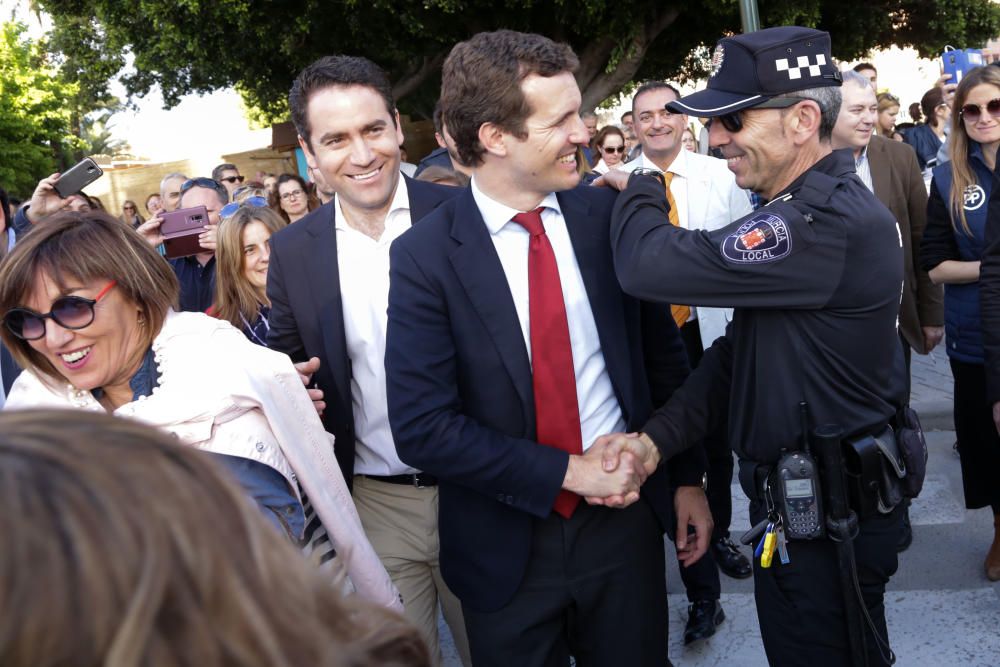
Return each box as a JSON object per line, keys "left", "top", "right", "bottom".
{"left": 4, "top": 310, "right": 400, "bottom": 611}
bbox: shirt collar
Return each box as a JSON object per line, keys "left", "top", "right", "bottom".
{"left": 855, "top": 143, "right": 870, "bottom": 166}
{"left": 642, "top": 148, "right": 689, "bottom": 179}
{"left": 334, "top": 171, "right": 409, "bottom": 231}
{"left": 470, "top": 176, "right": 562, "bottom": 236}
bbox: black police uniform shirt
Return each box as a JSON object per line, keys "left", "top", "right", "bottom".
{"left": 611, "top": 149, "right": 908, "bottom": 465}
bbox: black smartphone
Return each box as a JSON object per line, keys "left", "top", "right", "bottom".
{"left": 54, "top": 158, "right": 104, "bottom": 198}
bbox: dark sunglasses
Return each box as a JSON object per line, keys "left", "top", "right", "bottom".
{"left": 180, "top": 177, "right": 225, "bottom": 194}
{"left": 4, "top": 281, "right": 117, "bottom": 341}
{"left": 602, "top": 145, "right": 626, "bottom": 154}
{"left": 219, "top": 175, "right": 245, "bottom": 184}
{"left": 960, "top": 98, "right": 1000, "bottom": 122}
{"left": 714, "top": 96, "right": 807, "bottom": 134}
{"left": 220, "top": 196, "right": 269, "bottom": 218}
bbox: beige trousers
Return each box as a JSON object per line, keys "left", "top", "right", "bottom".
{"left": 353, "top": 475, "right": 472, "bottom": 667}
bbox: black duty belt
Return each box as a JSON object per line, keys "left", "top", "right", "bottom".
{"left": 360, "top": 473, "right": 438, "bottom": 488}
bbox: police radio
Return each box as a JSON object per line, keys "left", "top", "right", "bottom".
{"left": 773, "top": 403, "right": 825, "bottom": 540}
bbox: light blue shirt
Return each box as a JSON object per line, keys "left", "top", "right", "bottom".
{"left": 855, "top": 145, "right": 874, "bottom": 193}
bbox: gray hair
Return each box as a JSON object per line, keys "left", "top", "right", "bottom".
{"left": 159, "top": 172, "right": 188, "bottom": 191}
{"left": 841, "top": 70, "right": 873, "bottom": 90}
{"left": 784, "top": 85, "right": 842, "bottom": 142}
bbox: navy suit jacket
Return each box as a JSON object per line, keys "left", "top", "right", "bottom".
{"left": 266, "top": 175, "right": 460, "bottom": 484}
{"left": 385, "top": 183, "right": 704, "bottom": 612}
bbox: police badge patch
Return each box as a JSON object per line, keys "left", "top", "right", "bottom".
{"left": 721, "top": 213, "right": 792, "bottom": 264}
{"left": 710, "top": 44, "right": 725, "bottom": 78}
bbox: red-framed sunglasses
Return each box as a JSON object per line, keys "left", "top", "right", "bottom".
{"left": 3, "top": 280, "right": 117, "bottom": 341}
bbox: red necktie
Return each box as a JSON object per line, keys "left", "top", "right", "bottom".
{"left": 511, "top": 207, "right": 582, "bottom": 519}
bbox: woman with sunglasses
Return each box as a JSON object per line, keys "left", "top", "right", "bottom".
{"left": 0, "top": 210, "right": 399, "bottom": 609}
{"left": 919, "top": 65, "right": 1000, "bottom": 581}
{"left": 590, "top": 126, "right": 628, "bottom": 176}
{"left": 270, "top": 173, "right": 319, "bottom": 224}
{"left": 213, "top": 204, "right": 286, "bottom": 346}
{"left": 904, "top": 86, "right": 951, "bottom": 172}
{"left": 118, "top": 199, "right": 145, "bottom": 229}
{"left": 876, "top": 92, "right": 905, "bottom": 142}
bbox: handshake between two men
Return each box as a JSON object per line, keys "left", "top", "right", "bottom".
{"left": 563, "top": 432, "right": 714, "bottom": 567}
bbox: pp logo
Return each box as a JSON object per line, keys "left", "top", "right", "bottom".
{"left": 964, "top": 185, "right": 986, "bottom": 211}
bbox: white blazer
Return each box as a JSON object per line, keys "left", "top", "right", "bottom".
{"left": 623, "top": 150, "right": 753, "bottom": 348}
{"left": 4, "top": 310, "right": 401, "bottom": 611}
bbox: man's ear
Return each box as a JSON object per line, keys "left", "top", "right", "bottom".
{"left": 393, "top": 109, "right": 405, "bottom": 147}
{"left": 298, "top": 135, "right": 318, "bottom": 170}
{"left": 478, "top": 122, "right": 508, "bottom": 158}
{"left": 789, "top": 100, "right": 823, "bottom": 146}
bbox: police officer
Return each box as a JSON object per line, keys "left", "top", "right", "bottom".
{"left": 595, "top": 27, "right": 907, "bottom": 666}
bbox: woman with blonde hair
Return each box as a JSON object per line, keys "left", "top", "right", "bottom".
{"left": 876, "top": 92, "right": 904, "bottom": 142}
{"left": 919, "top": 65, "right": 1000, "bottom": 581}
{"left": 0, "top": 409, "right": 429, "bottom": 667}
{"left": 214, "top": 204, "right": 286, "bottom": 346}
{"left": 0, "top": 210, "right": 399, "bottom": 608}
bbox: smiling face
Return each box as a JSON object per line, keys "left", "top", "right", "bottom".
{"left": 498, "top": 72, "right": 589, "bottom": 200}
{"left": 241, "top": 220, "right": 271, "bottom": 293}
{"left": 832, "top": 81, "right": 876, "bottom": 154}
{"left": 22, "top": 272, "right": 145, "bottom": 401}
{"left": 709, "top": 105, "right": 801, "bottom": 199}
{"left": 962, "top": 83, "right": 1000, "bottom": 149}
{"left": 299, "top": 84, "right": 404, "bottom": 221}
{"left": 633, "top": 87, "right": 688, "bottom": 169}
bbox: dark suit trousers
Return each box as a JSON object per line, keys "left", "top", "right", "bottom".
{"left": 677, "top": 320, "right": 726, "bottom": 602}
{"left": 460, "top": 500, "right": 667, "bottom": 667}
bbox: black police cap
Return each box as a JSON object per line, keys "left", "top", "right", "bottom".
{"left": 668, "top": 26, "right": 842, "bottom": 117}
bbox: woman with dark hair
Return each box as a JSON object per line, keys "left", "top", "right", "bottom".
{"left": 0, "top": 210, "right": 399, "bottom": 607}
{"left": 0, "top": 409, "right": 429, "bottom": 667}
{"left": 919, "top": 65, "right": 1000, "bottom": 581}
{"left": 905, "top": 86, "right": 952, "bottom": 171}
{"left": 269, "top": 173, "right": 319, "bottom": 224}
{"left": 590, "top": 125, "right": 627, "bottom": 175}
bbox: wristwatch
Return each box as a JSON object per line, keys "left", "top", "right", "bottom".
{"left": 628, "top": 167, "right": 666, "bottom": 188}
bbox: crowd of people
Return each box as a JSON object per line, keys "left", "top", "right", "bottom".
{"left": 0, "top": 23, "right": 999, "bottom": 667}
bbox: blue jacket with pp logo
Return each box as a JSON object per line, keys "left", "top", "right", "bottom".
{"left": 923, "top": 143, "right": 992, "bottom": 364}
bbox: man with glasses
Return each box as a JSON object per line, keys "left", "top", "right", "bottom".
{"left": 212, "top": 163, "right": 245, "bottom": 198}
{"left": 621, "top": 79, "right": 754, "bottom": 645}
{"left": 600, "top": 27, "right": 908, "bottom": 666}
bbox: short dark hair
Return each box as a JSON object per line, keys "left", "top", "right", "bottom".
{"left": 289, "top": 55, "right": 396, "bottom": 150}
{"left": 211, "top": 163, "right": 239, "bottom": 181}
{"left": 631, "top": 81, "right": 681, "bottom": 114}
{"left": 441, "top": 30, "right": 579, "bottom": 168}
{"left": 432, "top": 101, "right": 444, "bottom": 135}
{"left": 179, "top": 178, "right": 229, "bottom": 207}
{"left": 621, "top": 111, "right": 633, "bottom": 122}
{"left": 852, "top": 62, "right": 877, "bottom": 75}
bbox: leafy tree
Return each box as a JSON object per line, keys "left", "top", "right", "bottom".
{"left": 0, "top": 21, "right": 82, "bottom": 196}
{"left": 36, "top": 0, "right": 1000, "bottom": 123}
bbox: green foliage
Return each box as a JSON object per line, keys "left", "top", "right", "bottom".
{"left": 33, "top": 0, "right": 1000, "bottom": 123}
{"left": 0, "top": 22, "right": 82, "bottom": 197}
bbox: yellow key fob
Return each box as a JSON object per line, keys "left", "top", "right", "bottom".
{"left": 760, "top": 531, "right": 777, "bottom": 568}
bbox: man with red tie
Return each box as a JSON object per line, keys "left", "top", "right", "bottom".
{"left": 385, "top": 30, "right": 711, "bottom": 666}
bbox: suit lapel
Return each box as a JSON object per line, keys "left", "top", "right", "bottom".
{"left": 557, "top": 189, "right": 632, "bottom": 410}
{"left": 304, "top": 205, "right": 351, "bottom": 406}
{"left": 448, "top": 189, "right": 534, "bottom": 412}
{"left": 869, "top": 138, "right": 892, "bottom": 202}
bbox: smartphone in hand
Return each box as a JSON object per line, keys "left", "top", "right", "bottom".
{"left": 54, "top": 158, "right": 104, "bottom": 198}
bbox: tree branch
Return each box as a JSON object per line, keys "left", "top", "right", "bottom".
{"left": 579, "top": 6, "right": 680, "bottom": 111}
{"left": 391, "top": 51, "right": 447, "bottom": 102}
{"left": 575, "top": 35, "right": 617, "bottom": 91}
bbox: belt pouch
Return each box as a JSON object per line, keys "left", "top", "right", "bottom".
{"left": 842, "top": 426, "right": 904, "bottom": 519}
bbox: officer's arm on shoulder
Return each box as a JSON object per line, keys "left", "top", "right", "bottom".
{"left": 642, "top": 327, "right": 735, "bottom": 463}
{"left": 611, "top": 173, "right": 844, "bottom": 309}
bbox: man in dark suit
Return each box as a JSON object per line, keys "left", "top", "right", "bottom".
{"left": 266, "top": 56, "right": 470, "bottom": 666}
{"left": 385, "top": 30, "right": 711, "bottom": 666}
{"left": 831, "top": 70, "right": 944, "bottom": 551}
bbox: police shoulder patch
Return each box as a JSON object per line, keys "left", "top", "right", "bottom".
{"left": 720, "top": 212, "right": 792, "bottom": 264}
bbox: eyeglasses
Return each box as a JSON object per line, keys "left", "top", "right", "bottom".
{"left": 4, "top": 281, "right": 117, "bottom": 341}
{"left": 960, "top": 98, "right": 1000, "bottom": 122}
{"left": 714, "top": 96, "right": 807, "bottom": 134}
{"left": 602, "top": 146, "right": 626, "bottom": 154}
{"left": 280, "top": 189, "right": 304, "bottom": 201}
{"left": 123, "top": 205, "right": 135, "bottom": 210}
{"left": 220, "top": 196, "right": 269, "bottom": 218}
{"left": 219, "top": 175, "right": 245, "bottom": 184}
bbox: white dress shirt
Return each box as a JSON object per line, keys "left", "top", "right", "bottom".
{"left": 335, "top": 175, "right": 418, "bottom": 475}
{"left": 470, "top": 177, "right": 625, "bottom": 452}
{"left": 855, "top": 144, "right": 874, "bottom": 193}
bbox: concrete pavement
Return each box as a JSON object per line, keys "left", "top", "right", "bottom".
{"left": 437, "top": 346, "right": 1000, "bottom": 666}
